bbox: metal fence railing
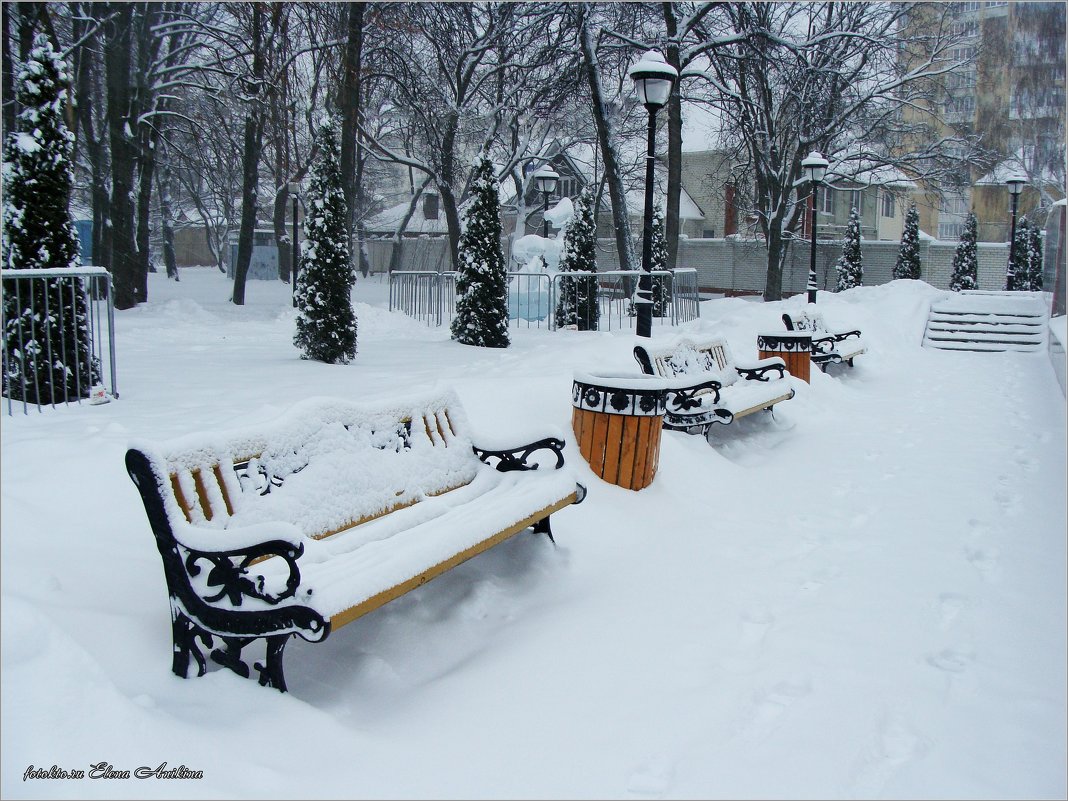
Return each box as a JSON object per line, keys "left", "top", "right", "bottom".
{"left": 389, "top": 267, "right": 700, "bottom": 332}
{"left": 2, "top": 266, "right": 118, "bottom": 415}
{"left": 388, "top": 270, "right": 457, "bottom": 327}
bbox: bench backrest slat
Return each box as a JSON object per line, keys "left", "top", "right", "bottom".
{"left": 641, "top": 336, "right": 738, "bottom": 386}
{"left": 144, "top": 392, "right": 478, "bottom": 541}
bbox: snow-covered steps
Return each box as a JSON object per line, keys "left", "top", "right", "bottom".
{"left": 922, "top": 292, "right": 1048, "bottom": 352}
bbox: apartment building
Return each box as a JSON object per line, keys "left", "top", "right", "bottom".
{"left": 907, "top": 2, "right": 1065, "bottom": 241}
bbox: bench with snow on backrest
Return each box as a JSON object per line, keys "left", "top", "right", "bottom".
{"left": 782, "top": 309, "right": 866, "bottom": 370}
{"left": 125, "top": 389, "right": 585, "bottom": 692}
{"left": 632, "top": 335, "right": 795, "bottom": 432}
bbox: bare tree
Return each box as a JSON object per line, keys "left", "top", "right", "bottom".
{"left": 698, "top": 2, "right": 984, "bottom": 301}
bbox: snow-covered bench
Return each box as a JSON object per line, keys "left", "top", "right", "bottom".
{"left": 125, "top": 389, "right": 585, "bottom": 692}
{"left": 632, "top": 335, "right": 795, "bottom": 432}
{"left": 782, "top": 310, "right": 866, "bottom": 370}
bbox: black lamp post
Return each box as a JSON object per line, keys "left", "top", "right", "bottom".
{"left": 533, "top": 166, "right": 560, "bottom": 239}
{"left": 801, "top": 151, "right": 829, "bottom": 305}
{"left": 1005, "top": 174, "right": 1026, "bottom": 291}
{"left": 288, "top": 181, "right": 300, "bottom": 308}
{"left": 628, "top": 50, "right": 677, "bottom": 338}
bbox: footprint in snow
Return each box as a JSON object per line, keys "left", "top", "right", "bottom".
{"left": 626, "top": 754, "right": 675, "bottom": 798}
{"left": 851, "top": 712, "right": 927, "bottom": 796}
{"left": 738, "top": 609, "right": 775, "bottom": 649}
{"left": 738, "top": 677, "right": 813, "bottom": 743}
{"left": 964, "top": 544, "right": 1001, "bottom": 583}
{"left": 936, "top": 593, "right": 968, "bottom": 630}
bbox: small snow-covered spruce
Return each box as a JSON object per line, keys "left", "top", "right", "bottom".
{"left": 555, "top": 186, "right": 599, "bottom": 331}
{"left": 893, "top": 203, "right": 921, "bottom": 280}
{"left": 451, "top": 153, "right": 509, "bottom": 348}
{"left": 650, "top": 206, "right": 672, "bottom": 317}
{"left": 2, "top": 34, "right": 99, "bottom": 404}
{"left": 1024, "top": 220, "right": 1043, "bottom": 291}
{"left": 293, "top": 115, "right": 357, "bottom": 364}
{"left": 834, "top": 207, "right": 863, "bottom": 292}
{"left": 1007, "top": 219, "right": 1031, "bottom": 291}
{"left": 948, "top": 212, "right": 979, "bottom": 292}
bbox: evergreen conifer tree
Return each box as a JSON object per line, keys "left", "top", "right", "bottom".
{"left": 451, "top": 153, "right": 509, "bottom": 348}
{"left": 949, "top": 212, "right": 979, "bottom": 292}
{"left": 1025, "top": 221, "right": 1043, "bottom": 291}
{"left": 834, "top": 207, "right": 863, "bottom": 291}
{"left": 555, "top": 186, "right": 599, "bottom": 331}
{"left": 1006, "top": 219, "right": 1030, "bottom": 291}
{"left": 2, "top": 34, "right": 99, "bottom": 404}
{"left": 893, "top": 203, "right": 921, "bottom": 280}
{"left": 649, "top": 206, "right": 672, "bottom": 317}
{"left": 293, "top": 115, "right": 357, "bottom": 364}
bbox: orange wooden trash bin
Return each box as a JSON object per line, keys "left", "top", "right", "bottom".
{"left": 758, "top": 332, "right": 812, "bottom": 383}
{"left": 571, "top": 372, "right": 667, "bottom": 491}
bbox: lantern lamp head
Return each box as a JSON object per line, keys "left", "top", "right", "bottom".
{"left": 1006, "top": 174, "right": 1027, "bottom": 196}
{"left": 801, "top": 152, "right": 829, "bottom": 184}
{"left": 533, "top": 166, "right": 560, "bottom": 195}
{"left": 288, "top": 181, "right": 301, "bottom": 196}
{"left": 628, "top": 50, "right": 678, "bottom": 110}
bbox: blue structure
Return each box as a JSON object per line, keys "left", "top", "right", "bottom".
{"left": 74, "top": 219, "right": 93, "bottom": 265}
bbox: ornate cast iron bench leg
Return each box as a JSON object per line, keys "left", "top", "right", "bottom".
{"left": 171, "top": 606, "right": 211, "bottom": 679}
{"left": 255, "top": 634, "right": 292, "bottom": 691}
{"left": 211, "top": 636, "right": 252, "bottom": 679}
{"left": 532, "top": 516, "right": 555, "bottom": 544}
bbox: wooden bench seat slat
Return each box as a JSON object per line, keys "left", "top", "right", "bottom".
{"left": 328, "top": 490, "right": 580, "bottom": 629}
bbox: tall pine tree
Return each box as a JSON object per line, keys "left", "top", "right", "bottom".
{"left": 949, "top": 212, "right": 979, "bottom": 292}
{"left": 451, "top": 153, "right": 509, "bottom": 348}
{"left": 555, "top": 186, "right": 599, "bottom": 331}
{"left": 649, "top": 206, "right": 672, "bottom": 317}
{"left": 893, "top": 203, "right": 921, "bottom": 280}
{"left": 1006, "top": 219, "right": 1031, "bottom": 291}
{"left": 294, "top": 115, "right": 357, "bottom": 364}
{"left": 1024, "top": 221, "right": 1043, "bottom": 291}
{"left": 834, "top": 207, "right": 863, "bottom": 291}
{"left": 2, "top": 34, "right": 99, "bottom": 404}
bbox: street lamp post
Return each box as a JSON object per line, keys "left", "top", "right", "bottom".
{"left": 288, "top": 181, "right": 300, "bottom": 308}
{"left": 628, "top": 50, "right": 678, "bottom": 338}
{"left": 801, "top": 151, "right": 829, "bottom": 305}
{"left": 533, "top": 166, "right": 560, "bottom": 239}
{"left": 1005, "top": 174, "right": 1026, "bottom": 291}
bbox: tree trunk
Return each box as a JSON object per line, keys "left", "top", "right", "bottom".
{"left": 273, "top": 183, "right": 291, "bottom": 284}
{"left": 578, "top": 10, "right": 634, "bottom": 272}
{"left": 339, "top": 2, "right": 363, "bottom": 263}
{"left": 231, "top": 4, "right": 264, "bottom": 306}
{"left": 439, "top": 110, "right": 462, "bottom": 268}
{"left": 2, "top": 6, "right": 15, "bottom": 136}
{"left": 135, "top": 119, "right": 157, "bottom": 297}
{"left": 157, "top": 161, "right": 178, "bottom": 280}
{"left": 104, "top": 3, "right": 138, "bottom": 309}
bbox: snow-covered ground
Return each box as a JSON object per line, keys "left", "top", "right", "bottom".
{"left": 2, "top": 268, "right": 1065, "bottom": 800}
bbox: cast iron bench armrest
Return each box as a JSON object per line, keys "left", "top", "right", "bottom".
{"left": 473, "top": 436, "right": 567, "bottom": 472}
{"left": 663, "top": 375, "right": 723, "bottom": 410}
{"left": 735, "top": 356, "right": 787, "bottom": 382}
{"left": 180, "top": 537, "right": 306, "bottom": 607}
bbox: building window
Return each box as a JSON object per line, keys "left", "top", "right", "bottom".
{"left": 423, "top": 193, "right": 439, "bottom": 220}
{"left": 938, "top": 222, "right": 965, "bottom": 240}
{"left": 819, "top": 187, "right": 835, "bottom": 215}
{"left": 882, "top": 192, "right": 896, "bottom": 218}
{"left": 849, "top": 190, "right": 864, "bottom": 215}
{"left": 557, "top": 176, "right": 578, "bottom": 199}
